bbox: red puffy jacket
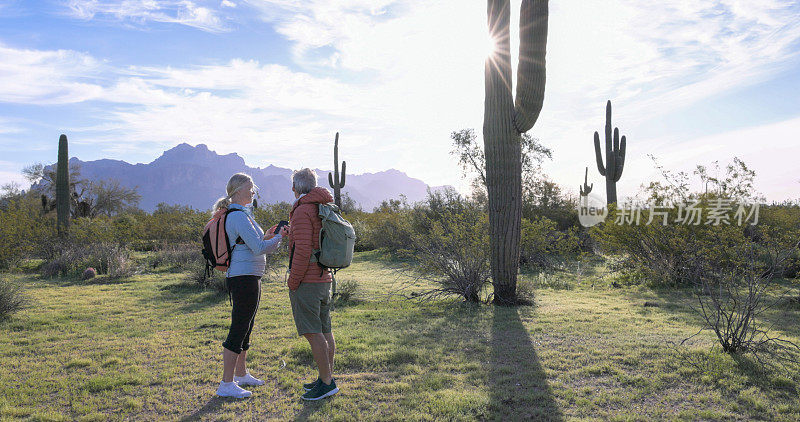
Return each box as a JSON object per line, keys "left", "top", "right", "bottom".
{"left": 288, "top": 187, "right": 334, "bottom": 290}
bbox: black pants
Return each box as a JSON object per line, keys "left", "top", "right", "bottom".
{"left": 222, "top": 275, "right": 261, "bottom": 354}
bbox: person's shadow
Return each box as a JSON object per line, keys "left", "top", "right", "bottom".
{"left": 179, "top": 396, "right": 245, "bottom": 421}
{"left": 489, "top": 306, "right": 563, "bottom": 421}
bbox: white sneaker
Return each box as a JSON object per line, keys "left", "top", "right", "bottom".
{"left": 234, "top": 372, "right": 265, "bottom": 387}
{"left": 216, "top": 381, "right": 252, "bottom": 398}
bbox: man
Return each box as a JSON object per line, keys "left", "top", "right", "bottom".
{"left": 287, "top": 168, "right": 338, "bottom": 400}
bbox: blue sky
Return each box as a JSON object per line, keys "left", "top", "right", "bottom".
{"left": 1, "top": 0, "right": 799, "bottom": 202}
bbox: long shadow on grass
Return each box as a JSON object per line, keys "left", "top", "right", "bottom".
{"left": 372, "top": 301, "right": 562, "bottom": 420}
{"left": 489, "top": 306, "right": 562, "bottom": 421}
{"left": 153, "top": 281, "right": 228, "bottom": 313}
{"left": 179, "top": 396, "right": 243, "bottom": 421}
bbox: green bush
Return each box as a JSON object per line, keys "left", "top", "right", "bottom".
{"left": 350, "top": 205, "right": 414, "bottom": 256}
{"left": 520, "top": 216, "right": 581, "bottom": 270}
{"left": 0, "top": 196, "right": 54, "bottom": 269}
{"left": 591, "top": 200, "right": 799, "bottom": 287}
{"left": 349, "top": 214, "right": 376, "bottom": 252}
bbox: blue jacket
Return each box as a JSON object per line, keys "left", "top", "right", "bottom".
{"left": 225, "top": 203, "right": 282, "bottom": 277}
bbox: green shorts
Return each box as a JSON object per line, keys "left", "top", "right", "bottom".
{"left": 289, "top": 282, "right": 332, "bottom": 336}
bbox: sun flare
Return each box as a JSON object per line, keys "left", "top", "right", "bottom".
{"left": 486, "top": 34, "right": 500, "bottom": 58}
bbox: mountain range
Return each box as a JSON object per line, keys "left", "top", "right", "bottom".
{"left": 59, "top": 143, "right": 447, "bottom": 212}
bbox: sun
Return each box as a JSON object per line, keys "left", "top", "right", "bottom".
{"left": 486, "top": 34, "right": 500, "bottom": 58}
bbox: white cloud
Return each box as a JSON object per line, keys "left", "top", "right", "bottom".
{"left": 2, "top": 1, "right": 800, "bottom": 200}
{"left": 221, "top": 0, "right": 236, "bottom": 8}
{"left": 0, "top": 43, "right": 105, "bottom": 104}
{"left": 65, "top": 0, "right": 229, "bottom": 32}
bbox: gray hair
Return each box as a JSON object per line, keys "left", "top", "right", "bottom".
{"left": 213, "top": 173, "right": 253, "bottom": 212}
{"left": 292, "top": 168, "right": 317, "bottom": 195}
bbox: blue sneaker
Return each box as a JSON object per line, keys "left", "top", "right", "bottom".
{"left": 301, "top": 378, "right": 338, "bottom": 400}
{"left": 303, "top": 377, "right": 321, "bottom": 391}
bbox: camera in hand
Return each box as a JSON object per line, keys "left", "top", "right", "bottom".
{"left": 273, "top": 220, "right": 289, "bottom": 234}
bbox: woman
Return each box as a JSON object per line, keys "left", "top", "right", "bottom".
{"left": 286, "top": 168, "right": 338, "bottom": 400}
{"left": 213, "top": 173, "right": 288, "bottom": 399}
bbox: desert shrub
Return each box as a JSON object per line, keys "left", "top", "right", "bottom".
{"left": 103, "top": 244, "right": 135, "bottom": 279}
{"left": 353, "top": 198, "right": 414, "bottom": 255}
{"left": 0, "top": 278, "right": 27, "bottom": 319}
{"left": 41, "top": 241, "right": 134, "bottom": 279}
{"left": 253, "top": 202, "right": 292, "bottom": 229}
{"left": 139, "top": 204, "right": 209, "bottom": 245}
{"left": 592, "top": 202, "right": 756, "bottom": 286}
{"left": 69, "top": 216, "right": 117, "bottom": 244}
{"left": 148, "top": 242, "right": 203, "bottom": 271}
{"left": 190, "top": 266, "right": 226, "bottom": 292}
{"left": 409, "top": 196, "right": 491, "bottom": 303}
{"left": 758, "top": 204, "right": 800, "bottom": 278}
{"left": 349, "top": 214, "right": 376, "bottom": 252}
{"left": 335, "top": 279, "right": 359, "bottom": 303}
{"left": 0, "top": 196, "right": 55, "bottom": 269}
{"left": 523, "top": 178, "right": 580, "bottom": 231}
{"left": 520, "top": 216, "right": 581, "bottom": 270}
{"left": 687, "top": 234, "right": 800, "bottom": 362}
{"left": 593, "top": 197, "right": 800, "bottom": 287}
{"left": 371, "top": 211, "right": 414, "bottom": 254}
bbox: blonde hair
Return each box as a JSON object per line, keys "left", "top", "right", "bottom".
{"left": 213, "top": 173, "right": 254, "bottom": 212}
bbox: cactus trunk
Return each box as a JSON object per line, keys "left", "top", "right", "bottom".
{"left": 56, "top": 134, "right": 70, "bottom": 234}
{"left": 484, "top": 0, "right": 548, "bottom": 305}
{"left": 328, "top": 132, "right": 346, "bottom": 209}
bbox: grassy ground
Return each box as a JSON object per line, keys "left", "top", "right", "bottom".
{"left": 1, "top": 251, "right": 799, "bottom": 421}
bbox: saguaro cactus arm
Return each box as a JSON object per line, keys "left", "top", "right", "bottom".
{"left": 512, "top": 0, "right": 548, "bottom": 134}
{"left": 614, "top": 133, "right": 626, "bottom": 182}
{"left": 593, "top": 131, "right": 606, "bottom": 176}
{"left": 339, "top": 161, "right": 346, "bottom": 188}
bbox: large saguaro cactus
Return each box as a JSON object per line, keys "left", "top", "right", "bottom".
{"left": 593, "top": 100, "right": 626, "bottom": 205}
{"left": 483, "top": 0, "right": 548, "bottom": 305}
{"left": 328, "top": 132, "right": 346, "bottom": 209}
{"left": 56, "top": 134, "right": 70, "bottom": 234}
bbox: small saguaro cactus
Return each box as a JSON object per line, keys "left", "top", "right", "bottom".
{"left": 328, "top": 132, "right": 346, "bottom": 209}
{"left": 579, "top": 166, "right": 593, "bottom": 197}
{"left": 593, "top": 100, "right": 626, "bottom": 205}
{"left": 56, "top": 134, "right": 70, "bottom": 234}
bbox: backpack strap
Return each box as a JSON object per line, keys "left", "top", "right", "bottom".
{"left": 223, "top": 208, "right": 245, "bottom": 264}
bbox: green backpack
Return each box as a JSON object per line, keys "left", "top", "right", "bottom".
{"left": 311, "top": 203, "right": 356, "bottom": 275}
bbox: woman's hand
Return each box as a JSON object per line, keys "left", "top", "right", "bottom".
{"left": 264, "top": 224, "right": 277, "bottom": 240}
